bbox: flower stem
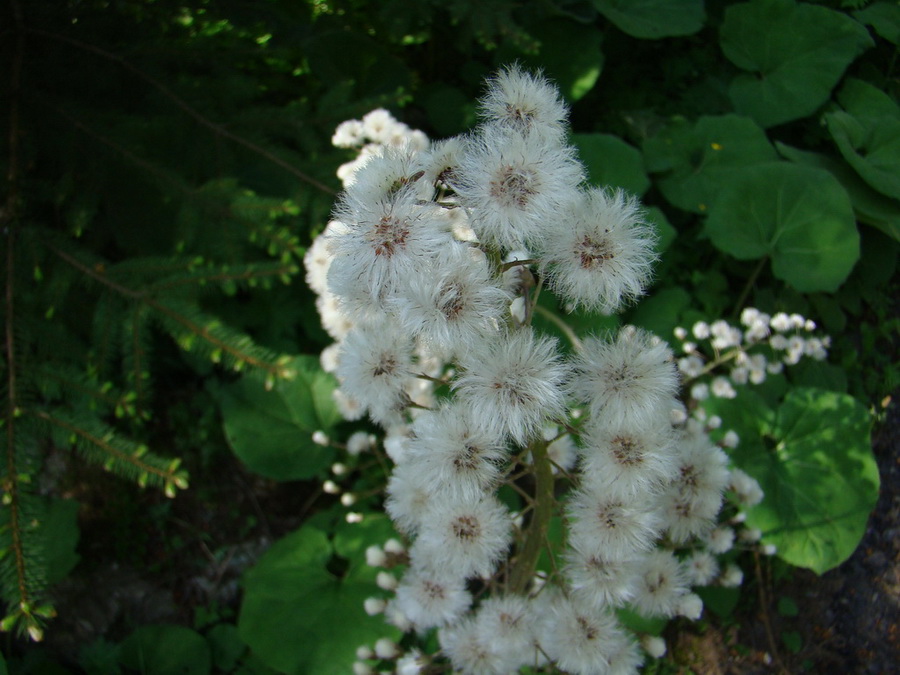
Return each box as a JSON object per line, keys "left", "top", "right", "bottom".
{"left": 509, "top": 438, "right": 555, "bottom": 594}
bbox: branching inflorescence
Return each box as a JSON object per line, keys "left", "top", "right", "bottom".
{"left": 306, "top": 66, "right": 766, "bottom": 675}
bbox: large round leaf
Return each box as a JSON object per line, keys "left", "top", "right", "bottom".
{"left": 573, "top": 133, "right": 649, "bottom": 196}
{"left": 211, "top": 356, "right": 338, "bottom": 480}
{"left": 720, "top": 0, "right": 873, "bottom": 128}
{"left": 776, "top": 141, "right": 900, "bottom": 243}
{"left": 711, "top": 389, "right": 877, "bottom": 575}
{"left": 238, "top": 516, "right": 401, "bottom": 675}
{"left": 704, "top": 162, "right": 859, "bottom": 292}
{"left": 825, "top": 78, "right": 900, "bottom": 201}
{"left": 592, "top": 0, "right": 705, "bottom": 39}
{"left": 643, "top": 114, "right": 778, "bottom": 213}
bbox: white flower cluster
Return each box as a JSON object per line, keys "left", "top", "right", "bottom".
{"left": 674, "top": 308, "right": 832, "bottom": 401}
{"left": 307, "top": 66, "right": 763, "bottom": 675}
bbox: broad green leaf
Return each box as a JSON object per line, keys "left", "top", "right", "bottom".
{"left": 696, "top": 586, "right": 741, "bottom": 618}
{"left": 592, "top": 0, "right": 705, "bottom": 39}
{"left": 825, "top": 78, "right": 900, "bottom": 201}
{"left": 212, "top": 356, "right": 338, "bottom": 480}
{"left": 645, "top": 206, "right": 677, "bottom": 254}
{"left": 854, "top": 1, "right": 900, "bottom": 44}
{"left": 738, "top": 389, "right": 877, "bottom": 574}
{"left": 573, "top": 133, "right": 650, "bottom": 197}
{"left": 776, "top": 141, "right": 900, "bottom": 243}
{"left": 643, "top": 115, "right": 778, "bottom": 213}
{"left": 721, "top": 0, "right": 873, "bottom": 127}
{"left": 238, "top": 517, "right": 401, "bottom": 675}
{"left": 704, "top": 162, "right": 859, "bottom": 292}
{"left": 119, "top": 625, "right": 211, "bottom": 675}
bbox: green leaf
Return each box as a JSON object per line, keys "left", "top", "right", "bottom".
{"left": 777, "top": 596, "right": 799, "bottom": 617}
{"left": 696, "top": 586, "right": 741, "bottom": 618}
{"left": 721, "top": 0, "right": 873, "bottom": 127}
{"left": 238, "top": 517, "right": 401, "bottom": 675}
{"left": 572, "top": 133, "right": 650, "bottom": 197}
{"left": 704, "top": 162, "right": 859, "bottom": 292}
{"left": 532, "top": 288, "right": 620, "bottom": 352}
{"left": 592, "top": 0, "right": 705, "bottom": 39}
{"left": 730, "top": 389, "right": 878, "bottom": 574}
{"left": 119, "top": 625, "right": 211, "bottom": 675}
{"left": 207, "top": 624, "right": 246, "bottom": 672}
{"left": 643, "top": 115, "right": 778, "bottom": 214}
{"left": 776, "top": 141, "right": 900, "bottom": 243}
{"left": 212, "top": 356, "right": 338, "bottom": 480}
{"left": 854, "top": 1, "right": 900, "bottom": 44}
{"left": 825, "top": 78, "right": 900, "bottom": 201}
{"left": 645, "top": 206, "right": 677, "bottom": 254}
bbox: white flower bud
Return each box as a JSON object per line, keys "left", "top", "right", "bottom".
{"left": 642, "top": 635, "right": 667, "bottom": 658}
{"left": 376, "top": 571, "right": 398, "bottom": 591}
{"left": 364, "top": 597, "right": 387, "bottom": 615}
{"left": 365, "top": 545, "right": 387, "bottom": 568}
{"left": 374, "top": 637, "right": 399, "bottom": 659}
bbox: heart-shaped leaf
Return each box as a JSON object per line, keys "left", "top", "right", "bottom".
{"left": 573, "top": 133, "right": 650, "bottom": 197}
{"left": 704, "top": 162, "right": 859, "bottom": 292}
{"left": 238, "top": 515, "right": 401, "bottom": 674}
{"left": 212, "top": 356, "right": 338, "bottom": 480}
{"left": 712, "top": 389, "right": 877, "bottom": 575}
{"left": 643, "top": 115, "right": 778, "bottom": 214}
{"left": 721, "top": 0, "right": 873, "bottom": 128}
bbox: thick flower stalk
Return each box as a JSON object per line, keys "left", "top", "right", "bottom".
{"left": 306, "top": 68, "right": 765, "bottom": 675}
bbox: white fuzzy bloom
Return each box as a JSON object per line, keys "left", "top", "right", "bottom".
{"left": 479, "top": 63, "right": 569, "bottom": 138}
{"left": 451, "top": 125, "right": 583, "bottom": 250}
{"left": 391, "top": 245, "right": 510, "bottom": 357}
{"left": 540, "top": 188, "right": 657, "bottom": 314}
{"left": 410, "top": 495, "right": 512, "bottom": 580}
{"left": 711, "top": 376, "right": 737, "bottom": 399}
{"left": 402, "top": 403, "right": 507, "bottom": 503}
{"left": 541, "top": 593, "right": 631, "bottom": 675}
{"left": 473, "top": 595, "right": 538, "bottom": 667}
{"left": 564, "top": 544, "right": 638, "bottom": 609}
{"left": 730, "top": 468, "right": 764, "bottom": 506}
{"left": 676, "top": 593, "right": 704, "bottom": 620}
{"left": 333, "top": 119, "right": 366, "bottom": 148}
{"left": 710, "top": 320, "right": 742, "bottom": 350}
{"left": 690, "top": 382, "right": 709, "bottom": 401}
{"left": 684, "top": 551, "right": 719, "bottom": 586}
{"left": 706, "top": 526, "right": 735, "bottom": 554}
{"left": 642, "top": 635, "right": 667, "bottom": 658}
{"left": 453, "top": 329, "right": 568, "bottom": 445}
{"left": 374, "top": 637, "right": 399, "bottom": 659}
{"left": 678, "top": 355, "right": 704, "bottom": 378}
{"left": 362, "top": 109, "right": 399, "bottom": 144}
{"left": 720, "top": 563, "right": 744, "bottom": 587}
{"left": 335, "top": 320, "right": 415, "bottom": 425}
{"left": 722, "top": 429, "right": 740, "bottom": 448}
{"left": 393, "top": 567, "right": 472, "bottom": 631}
{"left": 566, "top": 487, "right": 662, "bottom": 563}
{"left": 631, "top": 550, "right": 689, "bottom": 618}
{"left": 347, "top": 431, "right": 375, "bottom": 455}
{"left": 770, "top": 312, "right": 792, "bottom": 332}
{"left": 692, "top": 321, "right": 710, "bottom": 340}
{"left": 569, "top": 327, "right": 679, "bottom": 430}
{"left": 439, "top": 613, "right": 526, "bottom": 675}
{"left": 578, "top": 418, "right": 676, "bottom": 498}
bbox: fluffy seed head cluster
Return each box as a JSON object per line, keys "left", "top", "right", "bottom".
{"left": 310, "top": 66, "right": 767, "bottom": 675}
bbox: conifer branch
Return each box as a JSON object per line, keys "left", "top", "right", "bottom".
{"left": 33, "top": 410, "right": 187, "bottom": 493}
{"left": 3, "top": 0, "right": 35, "bottom": 631}
{"left": 29, "top": 28, "right": 337, "bottom": 196}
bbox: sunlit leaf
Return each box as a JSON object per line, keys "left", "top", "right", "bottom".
{"left": 704, "top": 162, "right": 859, "bottom": 292}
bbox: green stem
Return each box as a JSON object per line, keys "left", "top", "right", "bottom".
{"left": 508, "top": 438, "right": 555, "bottom": 594}
{"left": 533, "top": 304, "right": 583, "bottom": 352}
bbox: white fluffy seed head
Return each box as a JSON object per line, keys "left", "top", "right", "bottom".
{"left": 540, "top": 188, "right": 657, "bottom": 314}
{"left": 478, "top": 64, "right": 570, "bottom": 138}
{"left": 569, "top": 327, "right": 679, "bottom": 430}
{"left": 453, "top": 329, "right": 569, "bottom": 445}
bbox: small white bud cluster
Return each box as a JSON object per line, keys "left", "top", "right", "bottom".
{"left": 674, "top": 308, "right": 831, "bottom": 390}
{"left": 307, "top": 66, "right": 759, "bottom": 674}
